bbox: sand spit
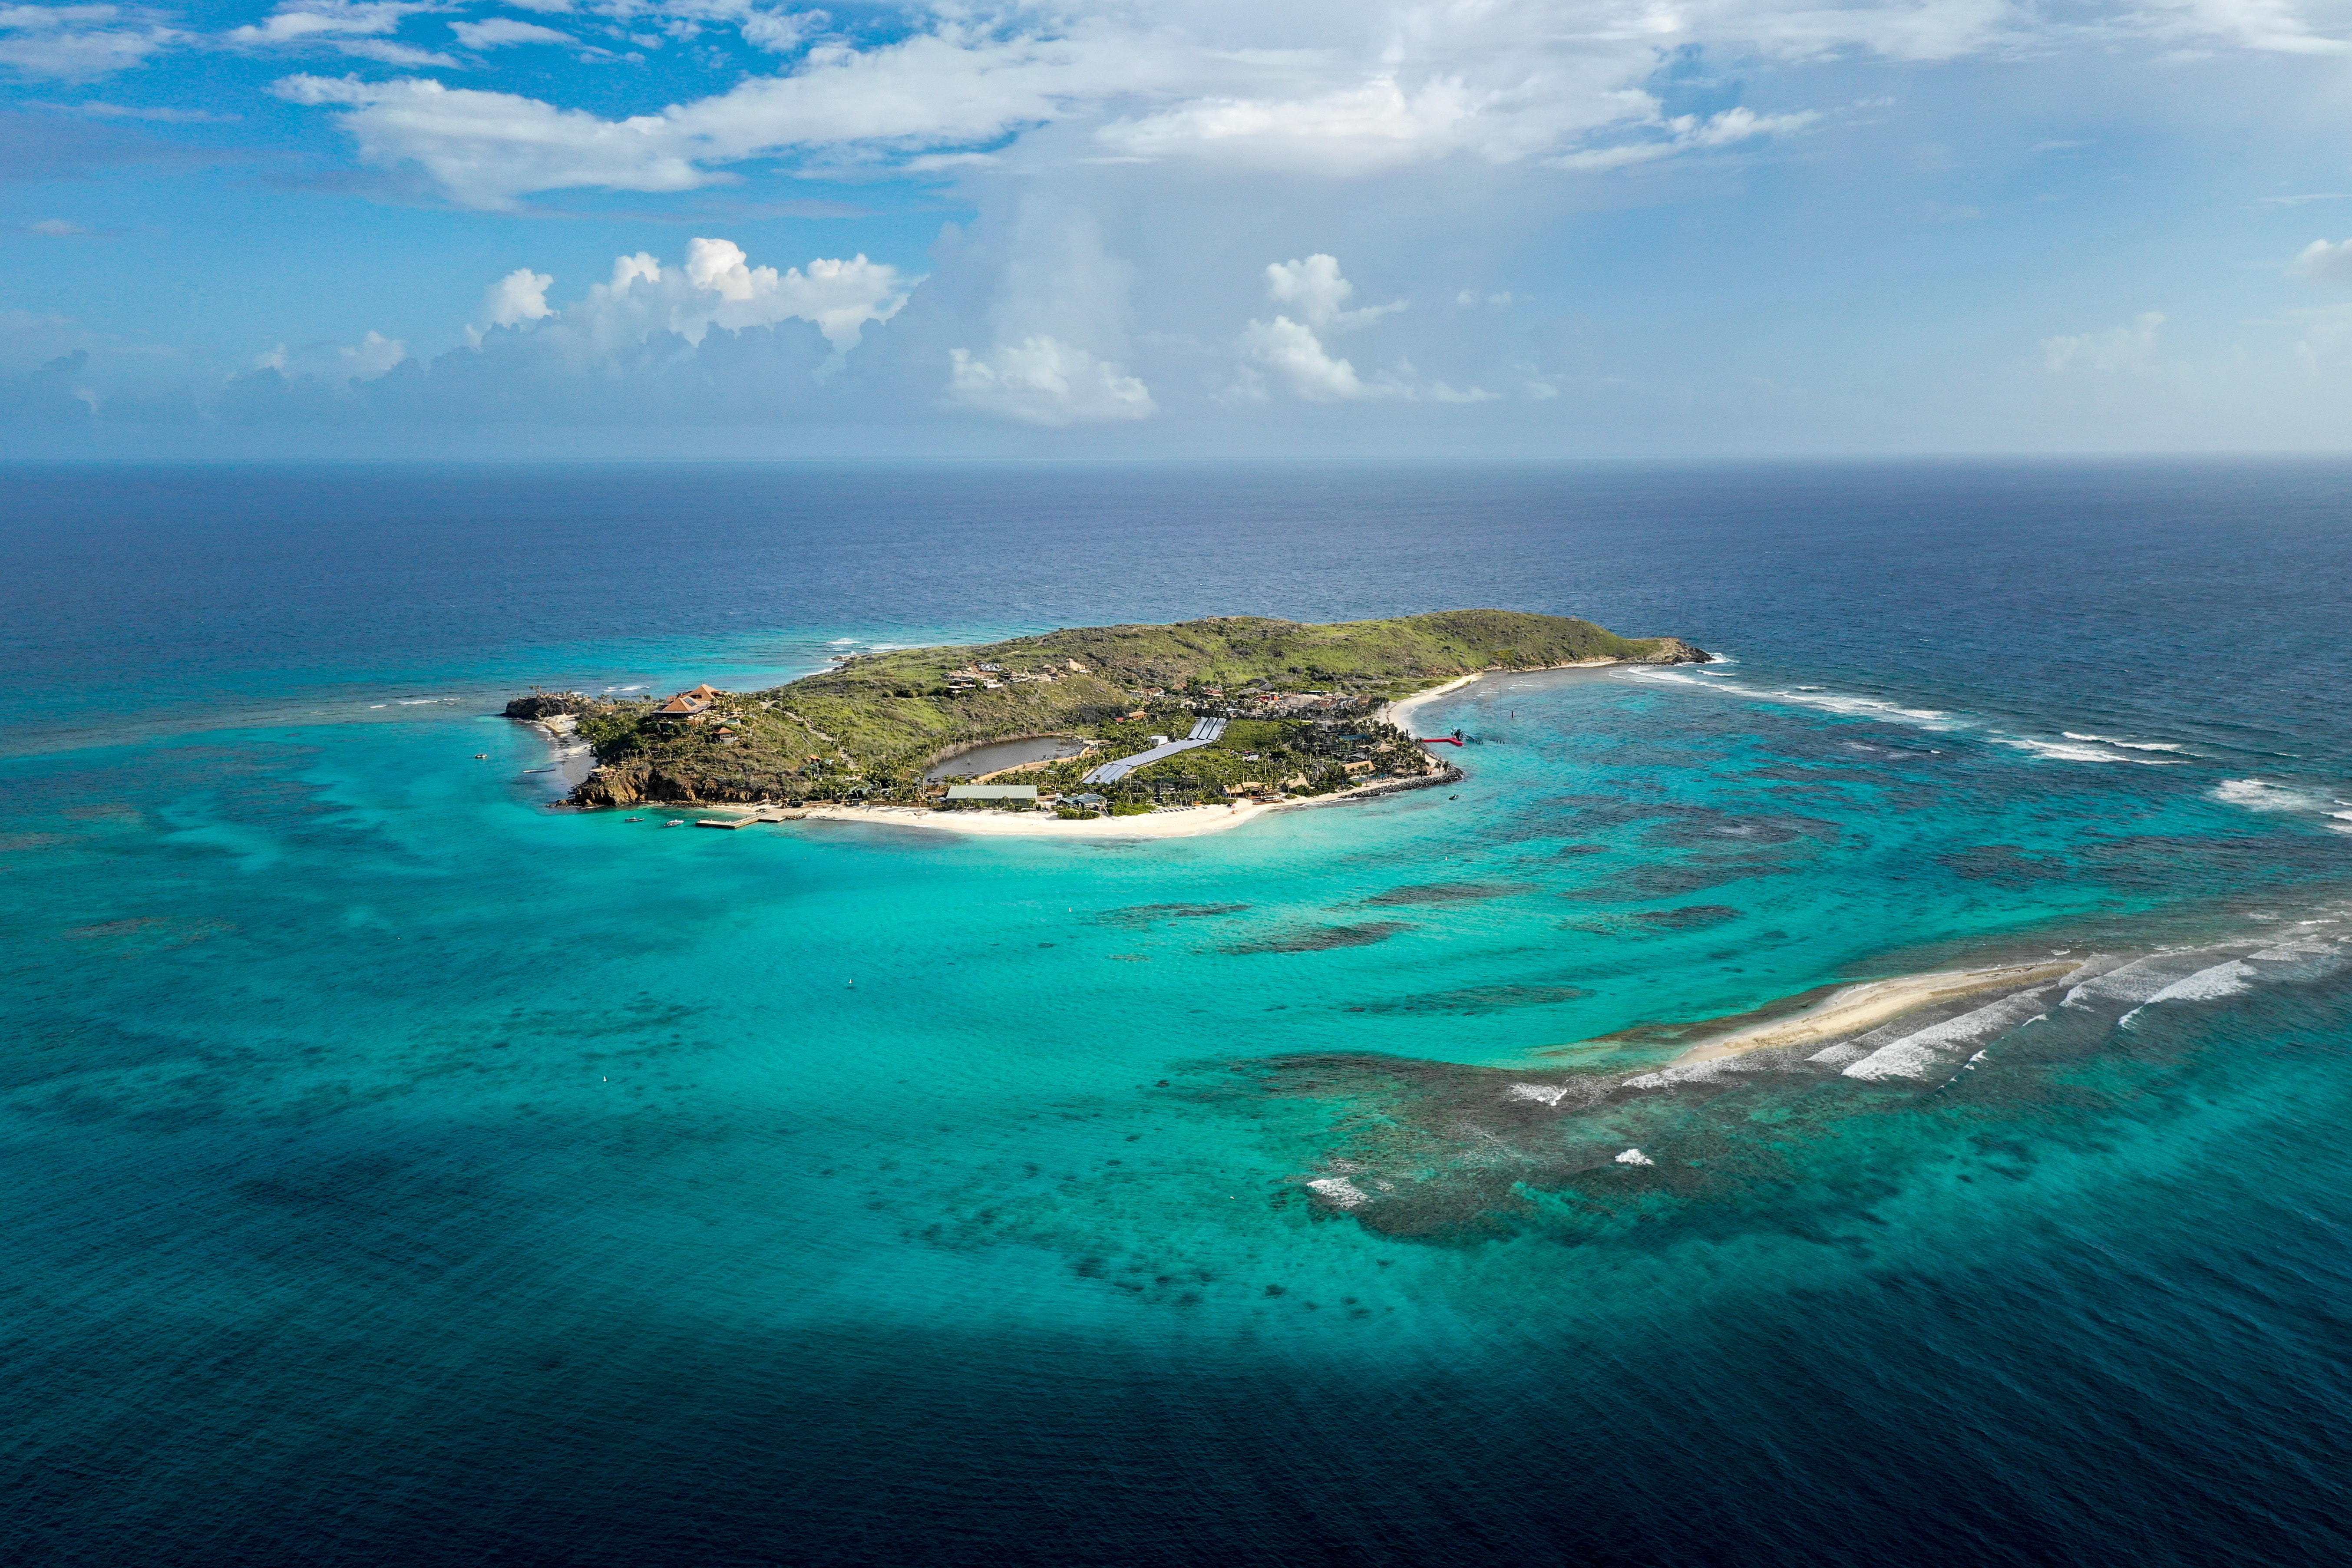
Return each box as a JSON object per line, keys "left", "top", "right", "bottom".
{"left": 1651, "top": 960, "right": 2082, "bottom": 1068}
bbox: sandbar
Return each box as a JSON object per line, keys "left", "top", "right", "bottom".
{"left": 1660, "top": 960, "right": 2079, "bottom": 1066}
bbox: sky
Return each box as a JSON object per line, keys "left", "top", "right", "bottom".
{"left": 5, "top": 0, "right": 2352, "bottom": 456}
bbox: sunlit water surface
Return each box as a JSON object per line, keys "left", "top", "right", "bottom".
{"left": 3, "top": 462, "right": 2349, "bottom": 1567}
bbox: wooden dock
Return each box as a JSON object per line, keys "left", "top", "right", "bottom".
{"left": 696, "top": 807, "right": 806, "bottom": 829}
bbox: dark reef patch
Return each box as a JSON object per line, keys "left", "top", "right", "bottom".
{"left": 1097, "top": 902, "right": 1252, "bottom": 928}
{"left": 1638, "top": 810, "right": 1837, "bottom": 850}
{"left": 1561, "top": 908, "right": 1742, "bottom": 937}
{"left": 1360, "top": 881, "right": 1539, "bottom": 906}
{"left": 1937, "top": 845, "right": 2072, "bottom": 888}
{"left": 1348, "top": 983, "right": 1591, "bottom": 1015}
{"left": 1223, "top": 922, "right": 1411, "bottom": 955}
{"left": 1633, "top": 905, "right": 1742, "bottom": 931}
{"left": 1560, "top": 861, "right": 1789, "bottom": 901}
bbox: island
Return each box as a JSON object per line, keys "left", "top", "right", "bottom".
{"left": 505, "top": 610, "right": 1709, "bottom": 830}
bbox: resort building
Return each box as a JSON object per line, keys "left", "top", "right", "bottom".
{"left": 943, "top": 784, "right": 1039, "bottom": 805}
{"left": 651, "top": 684, "right": 723, "bottom": 726}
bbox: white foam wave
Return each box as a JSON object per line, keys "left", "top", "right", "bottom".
{"left": 2062, "top": 947, "right": 2255, "bottom": 1008}
{"left": 1632, "top": 668, "right": 1954, "bottom": 725}
{"left": 1631, "top": 670, "right": 2170, "bottom": 765}
{"left": 2213, "top": 778, "right": 2345, "bottom": 815}
{"left": 1509, "top": 1083, "right": 1570, "bottom": 1106}
{"left": 828, "top": 638, "right": 858, "bottom": 646}
{"left": 1614, "top": 1148, "right": 1655, "bottom": 1166}
{"left": 2112, "top": 940, "right": 2346, "bottom": 1025}
{"left": 1843, "top": 985, "right": 2059, "bottom": 1081}
{"left": 2064, "top": 732, "right": 2190, "bottom": 753}
{"left": 1621, "top": 1056, "right": 1749, "bottom": 1089}
{"left": 1306, "top": 1176, "right": 1370, "bottom": 1209}
{"left": 2131, "top": 960, "right": 2258, "bottom": 1011}
{"left": 1988, "top": 735, "right": 2131, "bottom": 763}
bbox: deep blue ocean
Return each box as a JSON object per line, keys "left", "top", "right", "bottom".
{"left": 3, "top": 462, "right": 2349, "bottom": 1567}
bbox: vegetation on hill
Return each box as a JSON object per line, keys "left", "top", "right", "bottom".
{"left": 525, "top": 610, "right": 1706, "bottom": 809}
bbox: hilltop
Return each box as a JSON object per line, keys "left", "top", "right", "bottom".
{"left": 514, "top": 610, "right": 1708, "bottom": 811}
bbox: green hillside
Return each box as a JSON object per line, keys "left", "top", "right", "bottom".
{"left": 525, "top": 611, "right": 1706, "bottom": 809}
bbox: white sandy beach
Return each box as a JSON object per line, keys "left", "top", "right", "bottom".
{"left": 792, "top": 798, "right": 1294, "bottom": 838}
{"left": 1377, "top": 672, "right": 1484, "bottom": 732}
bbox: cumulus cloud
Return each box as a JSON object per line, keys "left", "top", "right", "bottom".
{"left": 1233, "top": 253, "right": 1508, "bottom": 403}
{"left": 458, "top": 238, "right": 914, "bottom": 361}
{"left": 476, "top": 267, "right": 553, "bottom": 330}
{"left": 0, "top": 4, "right": 178, "bottom": 81}
{"left": 1239, "top": 313, "right": 1384, "bottom": 401}
{"left": 1239, "top": 254, "right": 1424, "bottom": 402}
{"left": 948, "top": 337, "right": 1154, "bottom": 424}
{"left": 250, "top": 327, "right": 408, "bottom": 385}
{"left": 673, "top": 238, "right": 915, "bottom": 350}
{"left": 2041, "top": 312, "right": 2166, "bottom": 373}
{"left": 941, "top": 204, "right": 1156, "bottom": 425}
{"left": 219, "top": 237, "right": 913, "bottom": 426}
{"left": 2291, "top": 238, "right": 2352, "bottom": 283}
{"left": 1265, "top": 254, "right": 1404, "bottom": 330}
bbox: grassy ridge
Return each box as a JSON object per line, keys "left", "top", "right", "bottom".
{"left": 836, "top": 609, "right": 1678, "bottom": 697}
{"left": 552, "top": 610, "right": 1704, "bottom": 807}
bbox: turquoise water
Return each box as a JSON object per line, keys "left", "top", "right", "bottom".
{"left": 5, "top": 463, "right": 2352, "bottom": 1565}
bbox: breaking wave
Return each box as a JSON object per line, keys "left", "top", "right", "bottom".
{"left": 1628, "top": 669, "right": 2184, "bottom": 765}
{"left": 1838, "top": 982, "right": 2066, "bottom": 1082}
{"left": 2065, "top": 731, "right": 2191, "bottom": 753}
{"left": 2212, "top": 779, "right": 2352, "bottom": 828}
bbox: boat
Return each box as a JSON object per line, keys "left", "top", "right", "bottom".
{"left": 663, "top": 819, "right": 685, "bottom": 828}
{"left": 624, "top": 816, "right": 644, "bottom": 822}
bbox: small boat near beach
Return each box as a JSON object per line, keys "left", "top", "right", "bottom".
{"left": 663, "top": 819, "right": 685, "bottom": 828}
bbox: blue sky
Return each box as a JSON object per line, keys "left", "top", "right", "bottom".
{"left": 5, "top": 0, "right": 2352, "bottom": 455}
